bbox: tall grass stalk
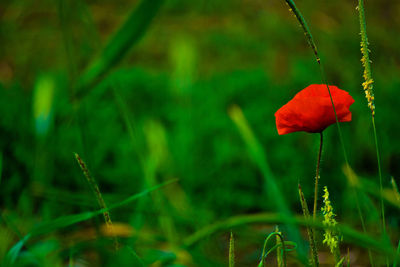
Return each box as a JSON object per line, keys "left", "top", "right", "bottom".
{"left": 358, "top": 1, "right": 387, "bottom": 265}
{"left": 74, "top": 153, "right": 118, "bottom": 250}
{"left": 298, "top": 184, "right": 319, "bottom": 267}
{"left": 358, "top": 0, "right": 385, "bottom": 232}
{"left": 282, "top": 0, "right": 373, "bottom": 264}
{"left": 229, "top": 232, "right": 235, "bottom": 267}
{"left": 372, "top": 117, "right": 385, "bottom": 230}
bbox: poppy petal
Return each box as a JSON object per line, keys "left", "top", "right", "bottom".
{"left": 275, "top": 84, "right": 355, "bottom": 135}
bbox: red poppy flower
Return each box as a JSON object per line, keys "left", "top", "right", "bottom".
{"left": 275, "top": 84, "right": 355, "bottom": 135}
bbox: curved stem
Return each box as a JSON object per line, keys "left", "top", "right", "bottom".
{"left": 313, "top": 132, "right": 323, "bottom": 220}
{"left": 259, "top": 232, "right": 287, "bottom": 267}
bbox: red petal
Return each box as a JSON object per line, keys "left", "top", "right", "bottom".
{"left": 275, "top": 84, "right": 355, "bottom": 135}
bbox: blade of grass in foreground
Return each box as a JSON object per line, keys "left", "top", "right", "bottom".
{"left": 343, "top": 166, "right": 400, "bottom": 210}
{"left": 228, "top": 105, "right": 307, "bottom": 264}
{"left": 182, "top": 213, "right": 396, "bottom": 259}
{"left": 76, "top": 0, "right": 164, "bottom": 97}
{"left": 281, "top": 0, "right": 374, "bottom": 265}
{"left": 3, "top": 179, "right": 177, "bottom": 266}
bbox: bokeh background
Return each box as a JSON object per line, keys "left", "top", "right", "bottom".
{"left": 1, "top": 0, "right": 400, "bottom": 266}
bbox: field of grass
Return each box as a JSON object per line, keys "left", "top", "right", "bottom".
{"left": 1, "top": 0, "right": 400, "bottom": 266}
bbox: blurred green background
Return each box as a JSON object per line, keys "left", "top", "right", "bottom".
{"left": 1, "top": 0, "right": 400, "bottom": 266}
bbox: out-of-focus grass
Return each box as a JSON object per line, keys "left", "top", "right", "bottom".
{"left": 0, "top": 0, "right": 400, "bottom": 265}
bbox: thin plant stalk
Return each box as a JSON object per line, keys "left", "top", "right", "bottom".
{"left": 275, "top": 226, "right": 285, "bottom": 267}
{"left": 229, "top": 232, "right": 235, "bottom": 267}
{"left": 347, "top": 247, "right": 350, "bottom": 267}
{"left": 358, "top": 0, "right": 385, "bottom": 237}
{"left": 313, "top": 132, "right": 323, "bottom": 220}
{"left": 74, "top": 153, "right": 119, "bottom": 250}
{"left": 299, "top": 184, "right": 319, "bottom": 267}
{"left": 358, "top": 0, "right": 386, "bottom": 265}
{"left": 258, "top": 232, "right": 287, "bottom": 267}
{"left": 372, "top": 117, "right": 385, "bottom": 231}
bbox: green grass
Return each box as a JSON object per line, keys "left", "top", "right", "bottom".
{"left": 0, "top": 0, "right": 400, "bottom": 265}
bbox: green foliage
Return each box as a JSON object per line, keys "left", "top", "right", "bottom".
{"left": 0, "top": 0, "right": 400, "bottom": 265}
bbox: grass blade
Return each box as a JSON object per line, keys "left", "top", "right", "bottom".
{"left": 391, "top": 177, "right": 400, "bottom": 203}
{"left": 76, "top": 0, "right": 164, "bottom": 96}
{"left": 228, "top": 104, "right": 307, "bottom": 264}
{"left": 3, "top": 179, "right": 177, "bottom": 265}
{"left": 183, "top": 213, "right": 395, "bottom": 259}
{"left": 284, "top": 0, "right": 319, "bottom": 63}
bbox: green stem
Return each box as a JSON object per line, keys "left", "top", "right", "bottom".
{"left": 372, "top": 117, "right": 385, "bottom": 232}
{"left": 74, "top": 153, "right": 119, "bottom": 251}
{"left": 372, "top": 117, "right": 388, "bottom": 267}
{"left": 358, "top": 0, "right": 386, "bottom": 262}
{"left": 313, "top": 132, "right": 323, "bottom": 220}
{"left": 259, "top": 232, "right": 287, "bottom": 267}
{"left": 299, "top": 184, "right": 319, "bottom": 267}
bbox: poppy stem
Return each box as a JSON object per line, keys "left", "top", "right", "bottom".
{"left": 313, "top": 132, "right": 323, "bottom": 220}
